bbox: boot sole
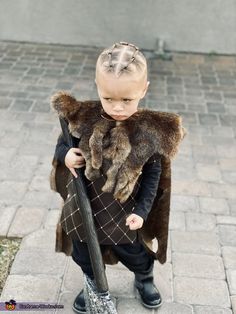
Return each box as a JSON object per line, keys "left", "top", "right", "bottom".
{"left": 72, "top": 303, "right": 86, "bottom": 314}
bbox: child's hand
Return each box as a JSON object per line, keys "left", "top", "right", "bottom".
{"left": 65, "top": 148, "right": 86, "bottom": 178}
{"left": 126, "top": 214, "right": 144, "bottom": 230}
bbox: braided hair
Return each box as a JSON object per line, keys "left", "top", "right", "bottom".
{"left": 96, "top": 42, "right": 147, "bottom": 78}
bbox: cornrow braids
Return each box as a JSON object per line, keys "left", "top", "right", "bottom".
{"left": 97, "top": 42, "right": 147, "bottom": 78}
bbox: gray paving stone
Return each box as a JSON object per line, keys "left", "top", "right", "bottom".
{"left": 34, "top": 112, "right": 57, "bottom": 124}
{"left": 207, "top": 102, "right": 226, "bottom": 113}
{"left": 106, "top": 265, "right": 136, "bottom": 298}
{"left": 56, "top": 292, "right": 80, "bottom": 314}
{"left": 0, "top": 275, "right": 61, "bottom": 303}
{"left": 194, "top": 305, "right": 232, "bottom": 314}
{"left": 169, "top": 211, "right": 186, "bottom": 230}
{"left": 199, "top": 113, "right": 219, "bottom": 125}
{"left": 10, "top": 99, "right": 34, "bottom": 111}
{"left": 221, "top": 169, "right": 236, "bottom": 184}
{"left": 174, "top": 277, "right": 230, "bottom": 307}
{"left": 13, "top": 111, "right": 37, "bottom": 122}
{"left": 117, "top": 297, "right": 152, "bottom": 314}
{"left": 226, "top": 104, "right": 236, "bottom": 115}
{"left": 187, "top": 103, "right": 207, "bottom": 113}
{"left": 211, "top": 126, "right": 234, "bottom": 138}
{"left": 22, "top": 190, "right": 55, "bottom": 208}
{"left": 20, "top": 228, "right": 56, "bottom": 251}
{"left": 31, "top": 101, "right": 52, "bottom": 113}
{"left": 36, "top": 155, "right": 54, "bottom": 176}
{"left": 196, "top": 163, "right": 222, "bottom": 182}
{"left": 0, "top": 205, "right": 17, "bottom": 236}
{"left": 228, "top": 200, "right": 236, "bottom": 216}
{"left": 154, "top": 302, "right": 193, "bottom": 313}
{"left": 218, "top": 225, "right": 236, "bottom": 246}
{"left": 217, "top": 215, "right": 236, "bottom": 225}
{"left": 29, "top": 175, "right": 51, "bottom": 192}
{"left": 202, "top": 136, "right": 235, "bottom": 146}
{"left": 44, "top": 209, "right": 61, "bottom": 229}
{"left": 172, "top": 252, "right": 225, "bottom": 279}
{"left": 185, "top": 213, "right": 216, "bottom": 231}
{"left": 7, "top": 206, "right": 46, "bottom": 237}
{"left": 153, "top": 262, "right": 173, "bottom": 302}
{"left": 50, "top": 192, "right": 64, "bottom": 210}
{"left": 172, "top": 164, "right": 197, "bottom": 180}
{"left": 222, "top": 247, "right": 236, "bottom": 269}
{"left": 182, "top": 132, "right": 202, "bottom": 146}
{"left": 173, "top": 142, "right": 192, "bottom": 158}
{"left": 62, "top": 257, "right": 84, "bottom": 292}
{"left": 18, "top": 141, "right": 55, "bottom": 157}
{"left": 199, "top": 197, "right": 230, "bottom": 215}
{"left": 216, "top": 144, "right": 236, "bottom": 158}
{"left": 177, "top": 111, "right": 198, "bottom": 124}
{"left": 26, "top": 130, "right": 55, "bottom": 146}
{"left": 172, "top": 154, "right": 194, "bottom": 169}
{"left": 4, "top": 155, "right": 39, "bottom": 182}
{"left": 231, "top": 295, "right": 236, "bottom": 314}
{"left": 0, "top": 97, "right": 12, "bottom": 109}
{"left": 10, "top": 249, "right": 66, "bottom": 276}
{"left": 170, "top": 195, "right": 199, "bottom": 213}
{"left": 0, "top": 181, "right": 28, "bottom": 202}
{"left": 227, "top": 270, "right": 236, "bottom": 295}
{"left": 0, "top": 129, "right": 29, "bottom": 148}
{"left": 172, "top": 180, "right": 211, "bottom": 197}
{"left": 171, "top": 231, "right": 221, "bottom": 255}
{"left": 192, "top": 144, "right": 219, "bottom": 164}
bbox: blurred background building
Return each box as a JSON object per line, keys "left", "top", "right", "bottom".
{"left": 0, "top": 0, "right": 235, "bottom": 54}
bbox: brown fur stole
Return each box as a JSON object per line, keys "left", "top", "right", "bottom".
{"left": 50, "top": 91, "right": 186, "bottom": 264}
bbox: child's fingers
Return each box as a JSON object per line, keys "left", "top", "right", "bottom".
{"left": 125, "top": 214, "right": 134, "bottom": 225}
{"left": 126, "top": 215, "right": 137, "bottom": 229}
{"left": 74, "top": 163, "right": 86, "bottom": 169}
{"left": 76, "top": 155, "right": 85, "bottom": 163}
{"left": 69, "top": 167, "right": 78, "bottom": 178}
{"left": 129, "top": 223, "right": 138, "bottom": 230}
{"left": 73, "top": 148, "right": 84, "bottom": 155}
{"left": 126, "top": 214, "right": 143, "bottom": 230}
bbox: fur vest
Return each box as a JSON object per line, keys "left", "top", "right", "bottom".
{"left": 50, "top": 91, "right": 186, "bottom": 264}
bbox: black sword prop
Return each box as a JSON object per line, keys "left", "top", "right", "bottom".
{"left": 59, "top": 117, "right": 117, "bottom": 313}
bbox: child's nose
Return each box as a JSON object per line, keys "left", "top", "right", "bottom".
{"left": 113, "top": 102, "right": 124, "bottom": 111}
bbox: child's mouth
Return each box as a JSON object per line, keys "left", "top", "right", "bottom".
{"left": 111, "top": 115, "right": 127, "bottom": 120}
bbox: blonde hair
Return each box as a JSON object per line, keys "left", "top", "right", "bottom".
{"left": 96, "top": 42, "right": 147, "bottom": 78}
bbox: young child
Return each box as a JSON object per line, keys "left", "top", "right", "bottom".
{"left": 51, "top": 42, "right": 185, "bottom": 313}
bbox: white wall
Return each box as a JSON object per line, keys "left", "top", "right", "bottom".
{"left": 0, "top": 0, "right": 235, "bottom": 54}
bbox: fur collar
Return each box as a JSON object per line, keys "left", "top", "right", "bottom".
{"left": 51, "top": 91, "right": 186, "bottom": 202}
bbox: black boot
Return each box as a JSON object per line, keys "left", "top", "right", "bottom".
{"left": 72, "top": 289, "right": 86, "bottom": 314}
{"left": 135, "top": 270, "right": 162, "bottom": 309}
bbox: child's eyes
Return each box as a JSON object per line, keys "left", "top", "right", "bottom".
{"left": 103, "top": 98, "right": 132, "bottom": 103}
{"left": 104, "top": 98, "right": 112, "bottom": 102}
{"left": 123, "top": 99, "right": 132, "bottom": 103}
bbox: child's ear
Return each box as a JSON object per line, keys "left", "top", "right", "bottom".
{"left": 141, "top": 81, "right": 150, "bottom": 99}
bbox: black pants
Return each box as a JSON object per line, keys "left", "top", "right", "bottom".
{"left": 71, "top": 239, "right": 154, "bottom": 280}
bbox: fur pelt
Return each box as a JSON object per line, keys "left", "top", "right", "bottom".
{"left": 50, "top": 91, "right": 186, "bottom": 264}
{"left": 51, "top": 91, "right": 186, "bottom": 203}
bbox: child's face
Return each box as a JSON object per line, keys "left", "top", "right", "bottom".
{"left": 95, "top": 71, "right": 149, "bottom": 121}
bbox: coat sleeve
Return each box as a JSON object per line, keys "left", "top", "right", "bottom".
{"left": 50, "top": 133, "right": 79, "bottom": 201}
{"left": 139, "top": 156, "right": 171, "bottom": 264}
{"left": 54, "top": 133, "right": 71, "bottom": 164}
{"left": 133, "top": 154, "right": 162, "bottom": 220}
{"left": 54, "top": 133, "right": 80, "bottom": 164}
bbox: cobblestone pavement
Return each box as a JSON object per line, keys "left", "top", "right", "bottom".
{"left": 0, "top": 41, "right": 235, "bottom": 314}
